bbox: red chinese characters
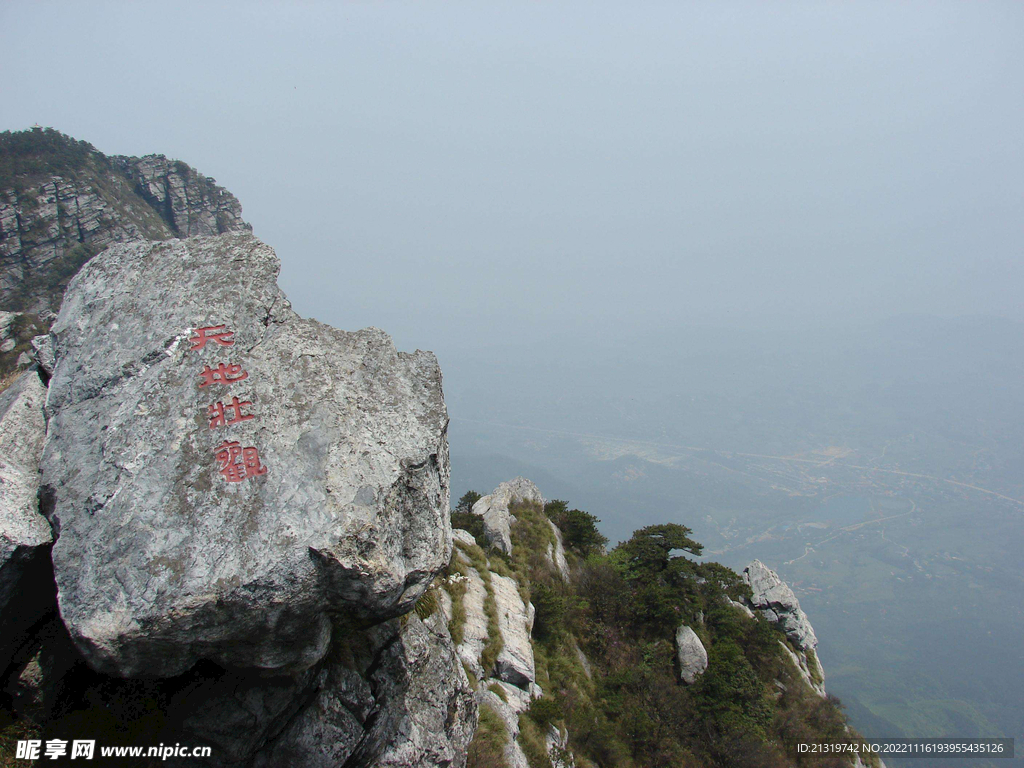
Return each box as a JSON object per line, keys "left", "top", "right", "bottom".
{"left": 190, "top": 325, "right": 235, "bottom": 351}
{"left": 208, "top": 395, "right": 255, "bottom": 429}
{"left": 190, "top": 323, "right": 268, "bottom": 483}
{"left": 215, "top": 440, "right": 268, "bottom": 483}
{"left": 198, "top": 363, "right": 248, "bottom": 387}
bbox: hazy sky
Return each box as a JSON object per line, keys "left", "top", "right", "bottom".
{"left": 2, "top": 1, "right": 1022, "bottom": 351}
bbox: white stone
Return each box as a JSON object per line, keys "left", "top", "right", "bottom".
{"left": 547, "top": 519, "right": 570, "bottom": 580}
{"left": 452, "top": 528, "right": 478, "bottom": 548}
{"left": 675, "top": 625, "right": 708, "bottom": 684}
{"left": 492, "top": 572, "right": 536, "bottom": 688}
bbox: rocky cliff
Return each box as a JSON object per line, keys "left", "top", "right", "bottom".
{"left": 0, "top": 128, "right": 249, "bottom": 314}
{"left": 1, "top": 232, "right": 473, "bottom": 766}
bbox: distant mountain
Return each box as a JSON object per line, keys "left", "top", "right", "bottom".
{"left": 0, "top": 127, "right": 250, "bottom": 313}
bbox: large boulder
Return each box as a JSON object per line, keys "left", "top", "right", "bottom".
{"left": 40, "top": 233, "right": 451, "bottom": 678}
{"left": 674, "top": 625, "right": 708, "bottom": 685}
{"left": 471, "top": 477, "right": 544, "bottom": 554}
{"left": 743, "top": 560, "right": 818, "bottom": 651}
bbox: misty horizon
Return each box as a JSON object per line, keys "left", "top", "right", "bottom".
{"left": 3, "top": 1, "right": 1022, "bottom": 356}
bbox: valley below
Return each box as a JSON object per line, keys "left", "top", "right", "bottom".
{"left": 446, "top": 317, "right": 1024, "bottom": 768}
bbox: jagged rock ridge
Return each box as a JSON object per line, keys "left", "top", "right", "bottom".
{"left": 439, "top": 481, "right": 573, "bottom": 768}
{"left": 0, "top": 127, "right": 249, "bottom": 313}
{"left": 743, "top": 558, "right": 826, "bottom": 696}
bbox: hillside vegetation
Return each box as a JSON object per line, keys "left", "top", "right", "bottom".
{"left": 448, "top": 494, "right": 876, "bottom": 768}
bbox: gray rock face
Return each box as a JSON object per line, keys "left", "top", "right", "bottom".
{"left": 257, "top": 612, "right": 474, "bottom": 768}
{"left": 0, "top": 371, "right": 53, "bottom": 673}
{"left": 743, "top": 560, "right": 818, "bottom": 651}
{"left": 252, "top": 661, "right": 372, "bottom": 768}
{"left": 353, "top": 612, "right": 477, "bottom": 768}
{"left": 41, "top": 233, "right": 451, "bottom": 678}
{"left": 0, "top": 176, "right": 166, "bottom": 311}
{"left": 674, "top": 625, "right": 708, "bottom": 684}
{"left": 492, "top": 572, "right": 536, "bottom": 689}
{"left": 110, "top": 154, "right": 249, "bottom": 238}
{"left": 471, "top": 477, "right": 544, "bottom": 554}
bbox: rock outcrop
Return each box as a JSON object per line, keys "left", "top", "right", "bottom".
{"left": 470, "top": 477, "right": 544, "bottom": 554}
{"left": 110, "top": 154, "right": 248, "bottom": 239}
{"left": 492, "top": 573, "right": 536, "bottom": 689}
{"left": 674, "top": 625, "right": 708, "bottom": 684}
{"left": 743, "top": 560, "right": 818, "bottom": 651}
{"left": 444, "top": 539, "right": 539, "bottom": 698}
{"left": 743, "top": 560, "right": 825, "bottom": 696}
{"left": 446, "top": 479, "right": 584, "bottom": 768}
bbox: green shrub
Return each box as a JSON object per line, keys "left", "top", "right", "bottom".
{"left": 442, "top": 557, "right": 469, "bottom": 645}
{"left": 456, "top": 490, "right": 482, "bottom": 512}
{"left": 414, "top": 587, "right": 438, "bottom": 619}
{"left": 547, "top": 502, "right": 608, "bottom": 557}
{"left": 451, "top": 511, "right": 486, "bottom": 547}
{"left": 526, "top": 696, "right": 561, "bottom": 728}
{"left": 467, "top": 703, "right": 508, "bottom": 768}
{"left": 531, "top": 583, "right": 566, "bottom": 642}
{"left": 518, "top": 712, "right": 555, "bottom": 768}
